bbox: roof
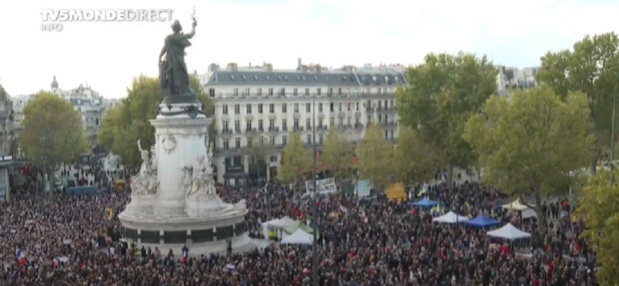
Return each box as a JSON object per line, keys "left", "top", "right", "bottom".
{"left": 203, "top": 69, "right": 407, "bottom": 87}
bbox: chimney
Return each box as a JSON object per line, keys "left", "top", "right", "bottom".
{"left": 316, "top": 64, "right": 322, "bottom": 73}
{"left": 208, "top": 63, "right": 219, "bottom": 72}
{"left": 249, "top": 62, "right": 252, "bottom": 68}
{"left": 227, "top": 63, "right": 238, "bottom": 71}
{"left": 263, "top": 63, "right": 273, "bottom": 72}
{"left": 297, "top": 57, "right": 302, "bottom": 70}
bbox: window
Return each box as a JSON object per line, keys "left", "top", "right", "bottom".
{"left": 329, "top": 117, "right": 335, "bottom": 126}
{"left": 223, "top": 139, "right": 229, "bottom": 150}
{"left": 339, "top": 118, "right": 344, "bottom": 126}
{"left": 390, "top": 130, "right": 394, "bottom": 140}
{"left": 306, "top": 118, "right": 311, "bottom": 129}
{"left": 222, "top": 105, "right": 228, "bottom": 114}
{"left": 235, "top": 137, "right": 241, "bottom": 149}
{"left": 270, "top": 136, "right": 275, "bottom": 145}
{"left": 247, "top": 139, "right": 253, "bottom": 148}
{"left": 257, "top": 88, "right": 262, "bottom": 96}
{"left": 328, "top": 88, "right": 333, "bottom": 96}
{"left": 260, "top": 136, "right": 265, "bottom": 146}
{"left": 293, "top": 88, "right": 298, "bottom": 96}
{"left": 244, "top": 88, "right": 250, "bottom": 96}
{"left": 338, "top": 88, "right": 342, "bottom": 95}
{"left": 282, "top": 119, "right": 287, "bottom": 131}
{"left": 306, "top": 103, "right": 311, "bottom": 112}
{"left": 304, "top": 88, "right": 310, "bottom": 96}
{"left": 294, "top": 103, "right": 299, "bottom": 113}
{"left": 269, "top": 119, "right": 275, "bottom": 130}
{"left": 294, "top": 119, "right": 299, "bottom": 129}
{"left": 234, "top": 120, "right": 240, "bottom": 132}
{"left": 246, "top": 104, "right": 252, "bottom": 114}
{"left": 233, "top": 88, "right": 239, "bottom": 97}
{"left": 258, "top": 120, "right": 263, "bottom": 131}
{"left": 317, "top": 88, "right": 322, "bottom": 96}
{"left": 282, "top": 104, "right": 287, "bottom": 113}
{"left": 268, "top": 88, "right": 274, "bottom": 96}
{"left": 269, "top": 104, "right": 275, "bottom": 113}
{"left": 330, "top": 103, "right": 334, "bottom": 112}
{"left": 245, "top": 120, "right": 253, "bottom": 131}
{"left": 270, "top": 155, "right": 278, "bottom": 162}
{"left": 280, "top": 88, "right": 285, "bottom": 96}
{"left": 384, "top": 130, "right": 388, "bottom": 140}
{"left": 347, "top": 103, "right": 351, "bottom": 111}
{"left": 223, "top": 121, "right": 229, "bottom": 131}
{"left": 258, "top": 104, "right": 263, "bottom": 114}
{"left": 347, "top": 117, "right": 351, "bottom": 126}
{"left": 319, "top": 134, "right": 323, "bottom": 144}
{"left": 282, "top": 135, "right": 288, "bottom": 146}
{"left": 356, "top": 102, "right": 359, "bottom": 111}
{"left": 318, "top": 103, "right": 323, "bottom": 112}
{"left": 339, "top": 103, "right": 342, "bottom": 111}
{"left": 209, "top": 88, "right": 215, "bottom": 97}
{"left": 306, "top": 134, "right": 311, "bottom": 145}
{"left": 234, "top": 104, "right": 240, "bottom": 114}
{"left": 318, "top": 118, "right": 323, "bottom": 128}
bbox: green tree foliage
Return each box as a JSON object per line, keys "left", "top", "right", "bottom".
{"left": 396, "top": 52, "right": 497, "bottom": 188}
{"left": 537, "top": 32, "right": 619, "bottom": 172}
{"left": 20, "top": 91, "right": 88, "bottom": 190}
{"left": 356, "top": 122, "right": 394, "bottom": 191}
{"left": 394, "top": 127, "right": 437, "bottom": 185}
{"left": 577, "top": 170, "right": 619, "bottom": 285}
{"left": 98, "top": 75, "right": 213, "bottom": 168}
{"left": 464, "top": 87, "right": 592, "bottom": 236}
{"left": 277, "top": 132, "right": 311, "bottom": 186}
{"left": 321, "top": 128, "right": 354, "bottom": 181}
{"left": 245, "top": 134, "right": 269, "bottom": 180}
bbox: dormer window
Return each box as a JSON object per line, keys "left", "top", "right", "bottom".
{"left": 230, "top": 75, "right": 235, "bottom": 80}
{"left": 254, "top": 75, "right": 258, "bottom": 80}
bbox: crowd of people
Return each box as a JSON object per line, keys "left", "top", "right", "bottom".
{"left": 0, "top": 157, "right": 599, "bottom": 285}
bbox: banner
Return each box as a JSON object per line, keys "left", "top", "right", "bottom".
{"left": 356, "top": 180, "right": 371, "bottom": 197}
{"left": 305, "top": 178, "right": 337, "bottom": 195}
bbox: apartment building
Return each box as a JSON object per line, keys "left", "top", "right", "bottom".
{"left": 200, "top": 59, "right": 405, "bottom": 185}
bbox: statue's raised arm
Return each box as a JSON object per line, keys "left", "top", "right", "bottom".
{"left": 137, "top": 139, "right": 144, "bottom": 152}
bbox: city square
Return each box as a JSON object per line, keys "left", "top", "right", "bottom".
{"left": 1, "top": 2, "right": 618, "bottom": 285}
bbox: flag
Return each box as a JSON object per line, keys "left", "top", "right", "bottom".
{"left": 181, "top": 250, "right": 188, "bottom": 264}
{"left": 52, "top": 258, "right": 59, "bottom": 268}
{"left": 15, "top": 248, "right": 22, "bottom": 259}
{"left": 417, "top": 189, "right": 427, "bottom": 197}
{"left": 15, "top": 248, "right": 26, "bottom": 266}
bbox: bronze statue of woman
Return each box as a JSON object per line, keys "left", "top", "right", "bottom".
{"left": 158, "top": 17, "right": 197, "bottom": 102}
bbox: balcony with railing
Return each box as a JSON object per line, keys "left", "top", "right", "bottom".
{"left": 212, "top": 91, "right": 396, "bottom": 100}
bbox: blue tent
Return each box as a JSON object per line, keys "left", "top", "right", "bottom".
{"left": 463, "top": 214, "right": 500, "bottom": 228}
{"left": 410, "top": 197, "right": 438, "bottom": 207}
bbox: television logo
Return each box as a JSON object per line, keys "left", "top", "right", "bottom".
{"left": 40, "top": 9, "right": 174, "bottom": 32}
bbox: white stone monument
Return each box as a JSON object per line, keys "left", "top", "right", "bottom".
{"left": 118, "top": 102, "right": 253, "bottom": 255}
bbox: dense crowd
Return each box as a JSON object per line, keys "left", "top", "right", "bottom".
{"left": 0, "top": 158, "right": 599, "bottom": 285}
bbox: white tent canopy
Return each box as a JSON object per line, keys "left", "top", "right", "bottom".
{"left": 487, "top": 223, "right": 531, "bottom": 240}
{"left": 281, "top": 229, "right": 313, "bottom": 245}
{"left": 269, "top": 216, "right": 299, "bottom": 228}
{"left": 502, "top": 199, "right": 532, "bottom": 211}
{"left": 432, "top": 211, "right": 470, "bottom": 223}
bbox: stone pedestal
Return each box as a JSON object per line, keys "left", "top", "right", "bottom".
{"left": 118, "top": 102, "right": 254, "bottom": 255}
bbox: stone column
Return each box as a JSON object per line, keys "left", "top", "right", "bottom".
{"left": 150, "top": 103, "right": 212, "bottom": 216}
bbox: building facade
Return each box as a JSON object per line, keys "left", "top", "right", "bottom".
{"left": 0, "top": 83, "right": 14, "bottom": 201}
{"left": 496, "top": 66, "right": 539, "bottom": 96}
{"left": 200, "top": 60, "right": 405, "bottom": 185}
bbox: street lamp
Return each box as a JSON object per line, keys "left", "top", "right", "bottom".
{"left": 611, "top": 86, "right": 617, "bottom": 185}
{"left": 311, "top": 93, "right": 318, "bottom": 286}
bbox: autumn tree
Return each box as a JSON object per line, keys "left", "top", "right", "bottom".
{"left": 396, "top": 52, "right": 497, "bottom": 189}
{"left": 321, "top": 128, "right": 354, "bottom": 181}
{"left": 98, "top": 75, "right": 213, "bottom": 168}
{"left": 577, "top": 170, "right": 619, "bottom": 285}
{"left": 277, "top": 132, "right": 311, "bottom": 188}
{"left": 356, "top": 122, "right": 394, "bottom": 191}
{"left": 394, "top": 127, "right": 437, "bottom": 185}
{"left": 537, "top": 32, "right": 619, "bottom": 173}
{"left": 464, "top": 87, "right": 592, "bottom": 237}
{"left": 20, "top": 91, "right": 88, "bottom": 193}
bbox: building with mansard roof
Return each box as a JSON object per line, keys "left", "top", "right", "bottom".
{"left": 200, "top": 59, "right": 404, "bottom": 185}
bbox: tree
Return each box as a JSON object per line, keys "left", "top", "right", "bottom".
{"left": 20, "top": 91, "right": 88, "bottom": 192}
{"left": 98, "top": 75, "right": 214, "bottom": 168}
{"left": 356, "top": 122, "right": 395, "bottom": 191}
{"left": 245, "top": 134, "right": 269, "bottom": 185}
{"left": 277, "top": 132, "right": 311, "bottom": 188}
{"left": 537, "top": 32, "right": 619, "bottom": 173}
{"left": 321, "top": 128, "right": 354, "bottom": 181}
{"left": 464, "top": 87, "right": 592, "bottom": 238}
{"left": 396, "top": 52, "right": 497, "bottom": 189}
{"left": 394, "top": 127, "right": 437, "bottom": 185}
{"left": 577, "top": 170, "right": 619, "bottom": 285}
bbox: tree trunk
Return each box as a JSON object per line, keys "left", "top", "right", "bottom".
{"left": 590, "top": 156, "right": 598, "bottom": 176}
{"left": 446, "top": 165, "right": 454, "bottom": 190}
{"left": 533, "top": 190, "right": 546, "bottom": 246}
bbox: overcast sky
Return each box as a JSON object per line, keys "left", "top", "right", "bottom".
{"left": 1, "top": 0, "right": 618, "bottom": 99}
